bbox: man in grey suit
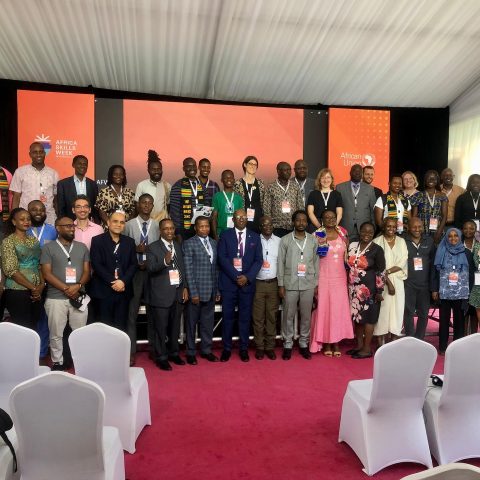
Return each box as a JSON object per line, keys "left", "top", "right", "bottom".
{"left": 146, "top": 218, "right": 188, "bottom": 371}
{"left": 182, "top": 216, "right": 220, "bottom": 365}
{"left": 293, "top": 159, "right": 316, "bottom": 206}
{"left": 336, "top": 164, "right": 377, "bottom": 241}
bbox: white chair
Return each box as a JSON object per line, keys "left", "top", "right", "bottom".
{"left": 69, "top": 323, "right": 151, "bottom": 454}
{"left": 401, "top": 462, "right": 480, "bottom": 479}
{"left": 338, "top": 337, "right": 437, "bottom": 475}
{"left": 9, "top": 372, "right": 124, "bottom": 480}
{"left": 0, "top": 428, "right": 18, "bottom": 480}
{"left": 0, "top": 322, "right": 50, "bottom": 413}
{"left": 423, "top": 333, "right": 480, "bottom": 465}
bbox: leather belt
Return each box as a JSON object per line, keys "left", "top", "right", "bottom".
{"left": 257, "top": 278, "right": 277, "bottom": 283}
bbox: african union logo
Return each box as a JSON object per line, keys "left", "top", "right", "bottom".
{"left": 362, "top": 154, "right": 376, "bottom": 167}
{"left": 34, "top": 134, "right": 52, "bottom": 155}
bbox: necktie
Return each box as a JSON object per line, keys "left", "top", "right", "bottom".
{"left": 169, "top": 244, "right": 182, "bottom": 283}
{"left": 238, "top": 231, "right": 244, "bottom": 257}
{"left": 139, "top": 221, "right": 148, "bottom": 262}
{"left": 203, "top": 237, "right": 212, "bottom": 263}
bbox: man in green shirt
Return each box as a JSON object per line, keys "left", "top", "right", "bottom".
{"left": 211, "top": 170, "right": 244, "bottom": 239}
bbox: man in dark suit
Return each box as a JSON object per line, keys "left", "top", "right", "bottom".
{"left": 183, "top": 216, "right": 220, "bottom": 365}
{"left": 217, "top": 208, "right": 263, "bottom": 362}
{"left": 57, "top": 155, "right": 99, "bottom": 222}
{"left": 336, "top": 164, "right": 377, "bottom": 241}
{"left": 146, "top": 218, "right": 189, "bottom": 371}
{"left": 90, "top": 211, "right": 138, "bottom": 332}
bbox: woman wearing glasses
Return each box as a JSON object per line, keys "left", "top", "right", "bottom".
{"left": 233, "top": 156, "right": 265, "bottom": 233}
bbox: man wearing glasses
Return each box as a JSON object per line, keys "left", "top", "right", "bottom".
{"left": 72, "top": 195, "right": 103, "bottom": 250}
{"left": 217, "top": 208, "right": 263, "bottom": 362}
{"left": 40, "top": 217, "right": 90, "bottom": 370}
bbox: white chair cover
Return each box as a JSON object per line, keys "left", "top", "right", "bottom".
{"left": 9, "top": 372, "right": 124, "bottom": 480}
{"left": 401, "top": 462, "right": 480, "bottom": 479}
{"left": 423, "top": 333, "right": 480, "bottom": 465}
{"left": 69, "top": 323, "right": 151, "bottom": 454}
{"left": 0, "top": 322, "right": 50, "bottom": 413}
{"left": 0, "top": 427, "right": 18, "bottom": 480}
{"left": 338, "top": 337, "right": 437, "bottom": 475}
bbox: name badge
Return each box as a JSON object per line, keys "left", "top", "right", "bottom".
{"left": 65, "top": 267, "right": 77, "bottom": 283}
{"left": 169, "top": 269, "right": 180, "bottom": 286}
{"left": 281, "top": 200, "right": 291, "bottom": 214}
{"left": 429, "top": 217, "right": 438, "bottom": 231}
{"left": 297, "top": 263, "right": 306, "bottom": 277}
{"left": 475, "top": 272, "right": 480, "bottom": 286}
{"left": 247, "top": 208, "right": 255, "bottom": 222}
{"left": 227, "top": 216, "right": 234, "bottom": 228}
{"left": 233, "top": 257, "right": 243, "bottom": 271}
{"left": 413, "top": 257, "right": 423, "bottom": 271}
{"left": 262, "top": 260, "right": 271, "bottom": 272}
{"left": 39, "top": 193, "right": 48, "bottom": 205}
{"left": 448, "top": 271, "right": 459, "bottom": 286}
{"left": 397, "top": 220, "right": 403, "bottom": 234}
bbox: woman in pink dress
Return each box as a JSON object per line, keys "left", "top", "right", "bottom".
{"left": 310, "top": 210, "right": 353, "bottom": 356}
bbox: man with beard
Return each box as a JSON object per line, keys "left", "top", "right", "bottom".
{"left": 135, "top": 149, "right": 171, "bottom": 222}
{"left": 40, "top": 217, "right": 90, "bottom": 370}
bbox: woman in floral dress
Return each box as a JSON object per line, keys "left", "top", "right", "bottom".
{"left": 347, "top": 222, "right": 386, "bottom": 359}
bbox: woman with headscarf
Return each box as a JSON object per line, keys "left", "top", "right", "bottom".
{"left": 432, "top": 227, "right": 474, "bottom": 354}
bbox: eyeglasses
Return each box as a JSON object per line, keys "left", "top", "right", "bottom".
{"left": 74, "top": 205, "right": 90, "bottom": 210}
{"left": 246, "top": 162, "right": 258, "bottom": 167}
{"left": 57, "top": 224, "right": 75, "bottom": 228}
{"left": 234, "top": 215, "right": 247, "bottom": 220}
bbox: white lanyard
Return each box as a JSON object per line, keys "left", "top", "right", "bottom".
{"left": 200, "top": 236, "right": 212, "bottom": 258}
{"left": 426, "top": 192, "right": 436, "bottom": 210}
{"left": 391, "top": 195, "right": 402, "bottom": 215}
{"left": 321, "top": 190, "right": 331, "bottom": 207}
{"left": 203, "top": 180, "right": 210, "bottom": 191}
{"left": 113, "top": 243, "right": 120, "bottom": 255}
{"left": 110, "top": 185, "right": 123, "bottom": 203}
{"left": 354, "top": 241, "right": 372, "bottom": 265}
{"left": 276, "top": 180, "right": 290, "bottom": 197}
{"left": 245, "top": 180, "right": 255, "bottom": 203}
{"left": 351, "top": 183, "right": 360, "bottom": 206}
{"left": 136, "top": 218, "right": 152, "bottom": 242}
{"left": 471, "top": 192, "right": 479, "bottom": 217}
{"left": 189, "top": 179, "right": 199, "bottom": 199}
{"left": 56, "top": 239, "right": 73, "bottom": 264}
{"left": 292, "top": 233, "right": 307, "bottom": 261}
{"left": 223, "top": 191, "right": 234, "bottom": 211}
{"left": 411, "top": 240, "right": 422, "bottom": 255}
{"left": 31, "top": 225, "right": 45, "bottom": 242}
{"left": 444, "top": 188, "right": 452, "bottom": 198}
{"left": 262, "top": 236, "right": 271, "bottom": 260}
{"left": 295, "top": 178, "right": 306, "bottom": 193}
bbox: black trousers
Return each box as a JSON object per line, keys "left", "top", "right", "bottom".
{"left": 4, "top": 289, "right": 42, "bottom": 331}
{"left": 150, "top": 302, "right": 183, "bottom": 361}
{"left": 95, "top": 294, "right": 130, "bottom": 332}
{"left": 403, "top": 284, "right": 431, "bottom": 339}
{"left": 439, "top": 299, "right": 465, "bottom": 352}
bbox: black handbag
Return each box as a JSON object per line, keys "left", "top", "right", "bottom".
{"left": 0, "top": 408, "right": 17, "bottom": 473}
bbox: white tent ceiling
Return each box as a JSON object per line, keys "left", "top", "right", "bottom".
{"left": 1, "top": 0, "right": 480, "bottom": 108}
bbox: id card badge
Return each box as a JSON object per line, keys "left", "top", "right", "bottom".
{"left": 233, "top": 257, "right": 243, "bottom": 271}
{"left": 39, "top": 193, "right": 47, "bottom": 204}
{"left": 429, "top": 217, "right": 438, "bottom": 231}
{"left": 397, "top": 219, "right": 404, "bottom": 234}
{"left": 169, "top": 269, "right": 180, "bottom": 286}
{"left": 227, "top": 216, "right": 234, "bottom": 228}
{"left": 413, "top": 257, "right": 423, "bottom": 271}
{"left": 65, "top": 267, "right": 77, "bottom": 283}
{"left": 475, "top": 272, "right": 480, "bottom": 286}
{"left": 297, "top": 263, "right": 306, "bottom": 277}
{"left": 281, "top": 200, "right": 291, "bottom": 214}
{"left": 247, "top": 208, "right": 255, "bottom": 222}
{"left": 448, "top": 271, "right": 459, "bottom": 286}
{"left": 261, "top": 260, "right": 271, "bottom": 273}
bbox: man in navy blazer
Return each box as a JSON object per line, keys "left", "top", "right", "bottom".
{"left": 90, "top": 211, "right": 138, "bottom": 331}
{"left": 182, "top": 216, "right": 220, "bottom": 365}
{"left": 57, "top": 155, "right": 99, "bottom": 222}
{"left": 217, "top": 208, "right": 263, "bottom": 362}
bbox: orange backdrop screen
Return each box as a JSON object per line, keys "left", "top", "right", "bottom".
{"left": 17, "top": 90, "right": 95, "bottom": 179}
{"left": 123, "top": 100, "right": 303, "bottom": 187}
{"left": 328, "top": 108, "right": 390, "bottom": 190}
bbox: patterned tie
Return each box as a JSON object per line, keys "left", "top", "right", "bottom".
{"left": 238, "top": 231, "right": 244, "bottom": 257}
{"left": 203, "top": 237, "right": 212, "bottom": 263}
{"left": 169, "top": 244, "right": 182, "bottom": 283}
{"left": 138, "top": 221, "right": 148, "bottom": 262}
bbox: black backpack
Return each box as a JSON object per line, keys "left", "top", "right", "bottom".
{"left": 0, "top": 408, "right": 17, "bottom": 473}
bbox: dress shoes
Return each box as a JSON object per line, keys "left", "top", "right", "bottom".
{"left": 351, "top": 352, "right": 373, "bottom": 359}
{"left": 220, "top": 350, "right": 231, "bottom": 362}
{"left": 168, "top": 355, "right": 186, "bottom": 366}
{"left": 255, "top": 350, "right": 264, "bottom": 360}
{"left": 157, "top": 360, "right": 172, "bottom": 371}
{"left": 346, "top": 349, "right": 360, "bottom": 356}
{"left": 186, "top": 355, "right": 198, "bottom": 365}
{"left": 299, "top": 347, "right": 312, "bottom": 360}
{"left": 239, "top": 350, "right": 250, "bottom": 362}
{"left": 200, "top": 352, "right": 219, "bottom": 362}
{"left": 265, "top": 350, "right": 276, "bottom": 360}
{"left": 282, "top": 348, "right": 292, "bottom": 360}
{"left": 51, "top": 362, "right": 66, "bottom": 371}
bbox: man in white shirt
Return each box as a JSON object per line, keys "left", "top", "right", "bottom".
{"left": 252, "top": 216, "right": 280, "bottom": 360}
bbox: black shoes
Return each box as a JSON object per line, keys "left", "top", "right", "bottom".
{"left": 265, "top": 350, "right": 276, "bottom": 360}
{"left": 239, "top": 350, "right": 250, "bottom": 362}
{"left": 51, "top": 362, "right": 65, "bottom": 371}
{"left": 186, "top": 355, "right": 198, "bottom": 365}
{"left": 156, "top": 360, "right": 172, "bottom": 371}
{"left": 168, "top": 355, "right": 186, "bottom": 366}
{"left": 220, "top": 350, "right": 231, "bottom": 362}
{"left": 282, "top": 348, "right": 292, "bottom": 360}
{"left": 200, "top": 353, "right": 219, "bottom": 362}
{"left": 255, "top": 350, "right": 264, "bottom": 360}
{"left": 351, "top": 352, "right": 373, "bottom": 359}
{"left": 299, "top": 347, "right": 312, "bottom": 360}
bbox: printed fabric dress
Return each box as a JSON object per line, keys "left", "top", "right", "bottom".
{"left": 469, "top": 241, "right": 480, "bottom": 308}
{"left": 310, "top": 234, "right": 353, "bottom": 352}
{"left": 347, "top": 242, "right": 386, "bottom": 324}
